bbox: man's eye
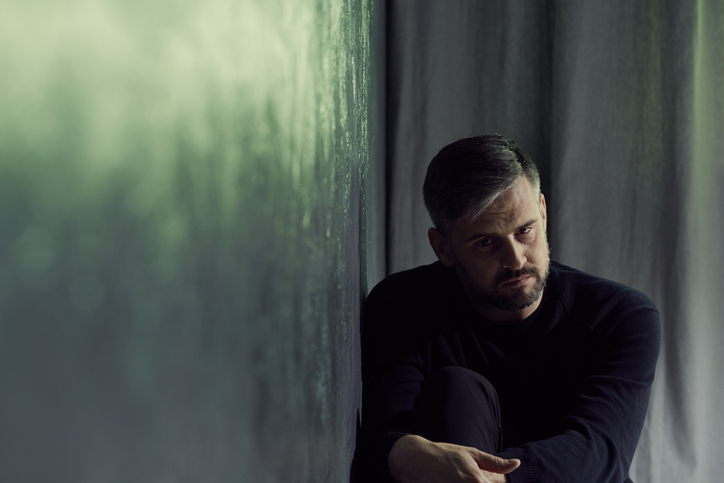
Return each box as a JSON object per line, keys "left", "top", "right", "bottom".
{"left": 519, "top": 227, "right": 532, "bottom": 235}
{"left": 478, "top": 239, "right": 493, "bottom": 247}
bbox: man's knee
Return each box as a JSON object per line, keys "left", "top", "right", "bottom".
{"left": 422, "top": 366, "right": 498, "bottom": 401}
{"left": 413, "top": 366, "right": 503, "bottom": 451}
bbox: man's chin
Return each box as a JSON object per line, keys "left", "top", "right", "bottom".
{"left": 489, "top": 293, "right": 540, "bottom": 312}
{"left": 472, "top": 279, "right": 545, "bottom": 313}
{"left": 454, "top": 261, "right": 549, "bottom": 315}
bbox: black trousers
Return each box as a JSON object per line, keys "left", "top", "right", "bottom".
{"left": 413, "top": 366, "right": 503, "bottom": 454}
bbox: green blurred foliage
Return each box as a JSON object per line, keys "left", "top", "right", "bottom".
{"left": 0, "top": 0, "right": 377, "bottom": 481}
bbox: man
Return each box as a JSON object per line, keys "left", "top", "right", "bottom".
{"left": 358, "top": 134, "right": 661, "bottom": 482}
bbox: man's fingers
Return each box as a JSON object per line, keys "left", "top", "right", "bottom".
{"left": 470, "top": 450, "right": 521, "bottom": 474}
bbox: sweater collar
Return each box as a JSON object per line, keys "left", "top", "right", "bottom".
{"left": 450, "top": 262, "right": 560, "bottom": 337}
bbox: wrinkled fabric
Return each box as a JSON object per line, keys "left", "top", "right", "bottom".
{"left": 385, "top": 1, "right": 724, "bottom": 481}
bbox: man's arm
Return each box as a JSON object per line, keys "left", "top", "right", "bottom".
{"left": 358, "top": 276, "right": 433, "bottom": 481}
{"left": 495, "top": 304, "right": 661, "bottom": 482}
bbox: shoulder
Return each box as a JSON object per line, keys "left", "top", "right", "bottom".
{"left": 552, "top": 261, "right": 656, "bottom": 305}
{"left": 550, "top": 261, "right": 660, "bottom": 336}
{"left": 365, "top": 261, "right": 464, "bottom": 314}
{"left": 367, "top": 261, "right": 453, "bottom": 301}
{"left": 363, "top": 261, "right": 462, "bottom": 337}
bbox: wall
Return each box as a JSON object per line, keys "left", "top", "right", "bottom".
{"left": 0, "top": 0, "right": 384, "bottom": 481}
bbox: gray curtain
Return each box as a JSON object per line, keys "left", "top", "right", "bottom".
{"left": 386, "top": 1, "right": 724, "bottom": 482}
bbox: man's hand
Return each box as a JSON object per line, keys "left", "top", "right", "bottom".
{"left": 388, "top": 434, "right": 521, "bottom": 483}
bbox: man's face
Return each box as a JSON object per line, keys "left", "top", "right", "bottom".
{"left": 429, "top": 176, "right": 550, "bottom": 322}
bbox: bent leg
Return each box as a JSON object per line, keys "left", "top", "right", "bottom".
{"left": 413, "top": 366, "right": 503, "bottom": 453}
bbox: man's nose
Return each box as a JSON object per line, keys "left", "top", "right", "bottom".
{"left": 500, "top": 238, "right": 527, "bottom": 271}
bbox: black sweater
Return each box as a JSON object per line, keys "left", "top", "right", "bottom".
{"left": 359, "top": 261, "right": 661, "bottom": 483}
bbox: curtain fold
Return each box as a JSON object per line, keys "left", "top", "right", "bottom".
{"left": 386, "top": 1, "right": 724, "bottom": 481}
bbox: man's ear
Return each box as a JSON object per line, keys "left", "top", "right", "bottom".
{"left": 428, "top": 227, "right": 455, "bottom": 267}
{"left": 539, "top": 192, "right": 547, "bottom": 231}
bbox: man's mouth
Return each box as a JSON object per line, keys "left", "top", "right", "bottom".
{"left": 501, "top": 275, "right": 532, "bottom": 287}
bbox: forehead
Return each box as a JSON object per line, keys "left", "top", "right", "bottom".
{"left": 484, "top": 178, "right": 536, "bottom": 218}
{"left": 456, "top": 177, "right": 539, "bottom": 233}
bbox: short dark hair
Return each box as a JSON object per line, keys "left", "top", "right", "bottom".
{"left": 422, "top": 134, "right": 541, "bottom": 234}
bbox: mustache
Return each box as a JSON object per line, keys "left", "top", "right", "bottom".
{"left": 495, "top": 266, "right": 539, "bottom": 285}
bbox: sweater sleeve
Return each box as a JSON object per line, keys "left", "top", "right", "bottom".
{"left": 497, "top": 302, "right": 661, "bottom": 483}
{"left": 357, "top": 280, "right": 428, "bottom": 482}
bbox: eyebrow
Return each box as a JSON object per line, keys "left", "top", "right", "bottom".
{"left": 463, "top": 218, "right": 539, "bottom": 242}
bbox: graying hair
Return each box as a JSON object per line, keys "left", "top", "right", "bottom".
{"left": 423, "top": 134, "right": 541, "bottom": 234}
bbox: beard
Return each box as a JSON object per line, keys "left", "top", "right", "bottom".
{"left": 455, "top": 262, "right": 549, "bottom": 313}
{"left": 453, "top": 246, "right": 550, "bottom": 314}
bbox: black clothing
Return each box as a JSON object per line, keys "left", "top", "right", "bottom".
{"left": 414, "top": 366, "right": 503, "bottom": 453}
{"left": 358, "top": 261, "right": 661, "bottom": 483}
